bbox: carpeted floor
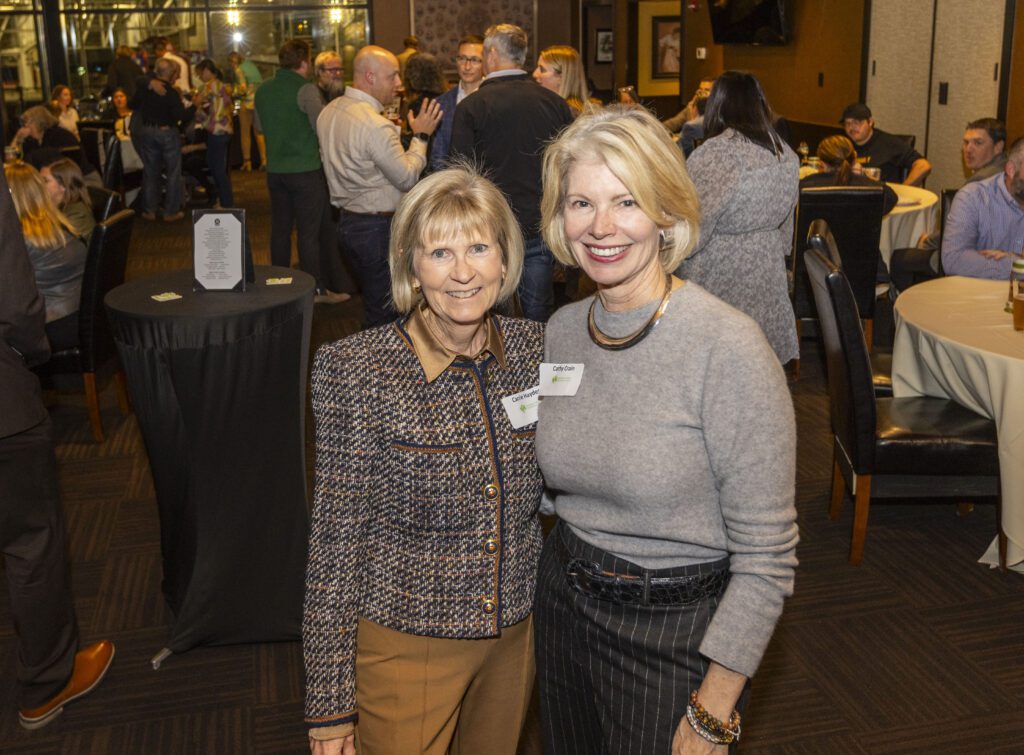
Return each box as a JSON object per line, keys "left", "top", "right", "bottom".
{"left": 1, "top": 170, "right": 1022, "bottom": 754}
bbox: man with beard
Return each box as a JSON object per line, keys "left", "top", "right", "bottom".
{"left": 942, "top": 137, "right": 1024, "bottom": 279}
{"left": 298, "top": 51, "right": 346, "bottom": 128}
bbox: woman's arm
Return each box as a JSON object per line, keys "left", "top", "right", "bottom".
{"left": 303, "top": 341, "right": 380, "bottom": 737}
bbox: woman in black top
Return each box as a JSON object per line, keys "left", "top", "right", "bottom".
{"left": 800, "top": 135, "right": 898, "bottom": 215}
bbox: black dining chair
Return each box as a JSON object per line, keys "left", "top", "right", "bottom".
{"left": 793, "top": 187, "right": 886, "bottom": 343}
{"left": 87, "top": 185, "right": 123, "bottom": 224}
{"left": 806, "top": 219, "right": 894, "bottom": 398}
{"left": 804, "top": 247, "right": 1004, "bottom": 567}
{"left": 33, "top": 209, "right": 135, "bottom": 442}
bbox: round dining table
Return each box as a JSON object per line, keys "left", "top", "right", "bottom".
{"left": 893, "top": 276, "right": 1024, "bottom": 571}
{"left": 880, "top": 183, "right": 939, "bottom": 267}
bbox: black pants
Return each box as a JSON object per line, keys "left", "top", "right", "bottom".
{"left": 267, "top": 170, "right": 327, "bottom": 290}
{"left": 0, "top": 418, "right": 78, "bottom": 708}
{"left": 535, "top": 522, "right": 739, "bottom": 755}
{"left": 337, "top": 212, "right": 398, "bottom": 329}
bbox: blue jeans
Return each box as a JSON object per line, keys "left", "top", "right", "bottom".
{"left": 519, "top": 235, "right": 555, "bottom": 322}
{"left": 131, "top": 124, "right": 183, "bottom": 216}
{"left": 337, "top": 213, "right": 397, "bottom": 329}
{"left": 205, "top": 133, "right": 234, "bottom": 208}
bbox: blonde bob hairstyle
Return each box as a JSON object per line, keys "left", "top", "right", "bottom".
{"left": 5, "top": 161, "right": 75, "bottom": 250}
{"left": 389, "top": 165, "right": 524, "bottom": 314}
{"left": 541, "top": 105, "right": 700, "bottom": 273}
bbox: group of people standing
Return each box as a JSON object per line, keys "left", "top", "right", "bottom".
{"left": 301, "top": 24, "right": 799, "bottom": 755}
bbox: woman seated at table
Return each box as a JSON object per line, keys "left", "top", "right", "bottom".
{"left": 535, "top": 105, "right": 798, "bottom": 755}
{"left": 303, "top": 166, "right": 544, "bottom": 755}
{"left": 5, "top": 161, "right": 87, "bottom": 353}
{"left": 40, "top": 158, "right": 96, "bottom": 242}
{"left": 103, "top": 88, "right": 134, "bottom": 140}
{"left": 676, "top": 70, "right": 799, "bottom": 365}
{"left": 801, "top": 135, "right": 898, "bottom": 215}
{"left": 10, "top": 105, "right": 99, "bottom": 181}
{"left": 50, "top": 85, "right": 80, "bottom": 141}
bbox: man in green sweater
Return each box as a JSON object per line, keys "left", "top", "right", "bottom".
{"left": 255, "top": 39, "right": 346, "bottom": 303}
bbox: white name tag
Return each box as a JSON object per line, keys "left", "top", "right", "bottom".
{"left": 502, "top": 385, "right": 540, "bottom": 429}
{"left": 539, "top": 363, "right": 584, "bottom": 396}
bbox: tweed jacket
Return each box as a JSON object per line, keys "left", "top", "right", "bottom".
{"left": 303, "top": 314, "right": 545, "bottom": 730}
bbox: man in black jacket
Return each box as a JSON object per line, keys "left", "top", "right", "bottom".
{"left": 0, "top": 170, "right": 114, "bottom": 730}
{"left": 450, "top": 23, "right": 574, "bottom": 322}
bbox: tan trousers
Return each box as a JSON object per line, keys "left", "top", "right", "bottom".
{"left": 354, "top": 615, "right": 534, "bottom": 755}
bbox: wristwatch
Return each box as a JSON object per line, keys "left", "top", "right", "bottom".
{"left": 414, "top": 132, "right": 430, "bottom": 142}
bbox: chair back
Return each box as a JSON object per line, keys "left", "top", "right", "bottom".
{"left": 792, "top": 186, "right": 886, "bottom": 320}
{"left": 77, "top": 209, "right": 135, "bottom": 372}
{"left": 893, "top": 133, "right": 917, "bottom": 149}
{"left": 807, "top": 218, "right": 841, "bottom": 266}
{"left": 934, "top": 188, "right": 959, "bottom": 276}
{"left": 102, "top": 133, "right": 123, "bottom": 191}
{"left": 804, "top": 248, "right": 877, "bottom": 473}
{"left": 87, "top": 185, "right": 123, "bottom": 224}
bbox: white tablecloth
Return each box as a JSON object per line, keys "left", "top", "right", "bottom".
{"left": 892, "top": 276, "right": 1024, "bottom": 571}
{"left": 880, "top": 183, "right": 939, "bottom": 266}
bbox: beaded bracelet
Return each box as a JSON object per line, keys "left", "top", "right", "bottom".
{"left": 685, "top": 690, "right": 741, "bottom": 745}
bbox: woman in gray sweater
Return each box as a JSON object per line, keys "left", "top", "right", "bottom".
{"left": 536, "top": 106, "right": 798, "bottom": 754}
{"left": 676, "top": 71, "right": 800, "bottom": 365}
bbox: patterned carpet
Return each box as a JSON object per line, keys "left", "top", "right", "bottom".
{"left": 1, "top": 171, "right": 1022, "bottom": 754}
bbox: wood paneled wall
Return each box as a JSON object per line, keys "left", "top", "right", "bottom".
{"left": 681, "top": 0, "right": 865, "bottom": 127}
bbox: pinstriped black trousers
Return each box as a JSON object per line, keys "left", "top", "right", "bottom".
{"left": 535, "top": 522, "right": 734, "bottom": 755}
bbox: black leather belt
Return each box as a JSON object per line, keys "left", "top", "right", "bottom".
{"left": 556, "top": 530, "right": 730, "bottom": 607}
{"left": 340, "top": 209, "right": 394, "bottom": 217}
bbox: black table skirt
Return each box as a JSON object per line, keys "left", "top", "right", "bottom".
{"left": 105, "top": 266, "right": 314, "bottom": 651}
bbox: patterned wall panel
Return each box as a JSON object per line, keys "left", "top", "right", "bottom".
{"left": 412, "top": 0, "right": 537, "bottom": 70}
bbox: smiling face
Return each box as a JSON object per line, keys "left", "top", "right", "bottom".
{"left": 112, "top": 90, "right": 128, "bottom": 111}
{"left": 55, "top": 87, "right": 72, "bottom": 108}
{"left": 563, "top": 158, "right": 664, "bottom": 303}
{"left": 532, "top": 56, "right": 562, "bottom": 94}
{"left": 412, "top": 233, "right": 506, "bottom": 340}
{"left": 40, "top": 166, "right": 65, "bottom": 206}
{"left": 962, "top": 128, "right": 1003, "bottom": 173}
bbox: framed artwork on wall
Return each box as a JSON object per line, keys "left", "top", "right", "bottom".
{"left": 652, "top": 17, "right": 681, "bottom": 79}
{"left": 595, "top": 29, "right": 613, "bottom": 63}
{"left": 637, "top": 0, "right": 681, "bottom": 97}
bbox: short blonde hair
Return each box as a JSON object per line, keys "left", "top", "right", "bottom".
{"left": 541, "top": 105, "right": 700, "bottom": 272}
{"left": 389, "top": 166, "right": 524, "bottom": 314}
{"left": 539, "top": 46, "right": 590, "bottom": 115}
{"left": 5, "top": 161, "right": 75, "bottom": 250}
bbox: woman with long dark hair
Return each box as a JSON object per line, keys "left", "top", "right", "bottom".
{"left": 676, "top": 70, "right": 799, "bottom": 364}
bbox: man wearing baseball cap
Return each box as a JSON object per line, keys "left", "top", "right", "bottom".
{"left": 841, "top": 103, "right": 931, "bottom": 186}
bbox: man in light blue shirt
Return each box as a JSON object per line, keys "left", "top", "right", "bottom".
{"left": 942, "top": 137, "right": 1024, "bottom": 279}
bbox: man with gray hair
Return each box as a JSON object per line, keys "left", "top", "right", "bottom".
{"left": 129, "top": 56, "right": 186, "bottom": 221}
{"left": 450, "top": 24, "right": 573, "bottom": 322}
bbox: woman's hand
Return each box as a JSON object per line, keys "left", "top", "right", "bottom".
{"left": 672, "top": 717, "right": 727, "bottom": 755}
{"left": 308, "top": 734, "right": 355, "bottom": 755}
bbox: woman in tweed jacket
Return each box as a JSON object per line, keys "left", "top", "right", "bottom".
{"left": 303, "top": 167, "right": 545, "bottom": 755}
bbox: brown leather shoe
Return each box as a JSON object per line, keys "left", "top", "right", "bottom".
{"left": 19, "top": 640, "right": 115, "bottom": 730}
{"left": 163, "top": 212, "right": 185, "bottom": 222}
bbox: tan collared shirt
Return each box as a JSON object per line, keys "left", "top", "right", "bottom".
{"left": 316, "top": 87, "right": 427, "bottom": 213}
{"left": 405, "top": 303, "right": 506, "bottom": 383}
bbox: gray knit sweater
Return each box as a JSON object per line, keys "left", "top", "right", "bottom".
{"left": 536, "top": 283, "right": 798, "bottom": 678}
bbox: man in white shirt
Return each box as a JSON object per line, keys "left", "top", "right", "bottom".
{"left": 430, "top": 33, "right": 484, "bottom": 172}
{"left": 155, "top": 37, "right": 192, "bottom": 95}
{"left": 317, "top": 45, "right": 442, "bottom": 328}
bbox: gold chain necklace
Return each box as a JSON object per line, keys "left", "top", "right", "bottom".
{"left": 587, "top": 274, "right": 676, "bottom": 351}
